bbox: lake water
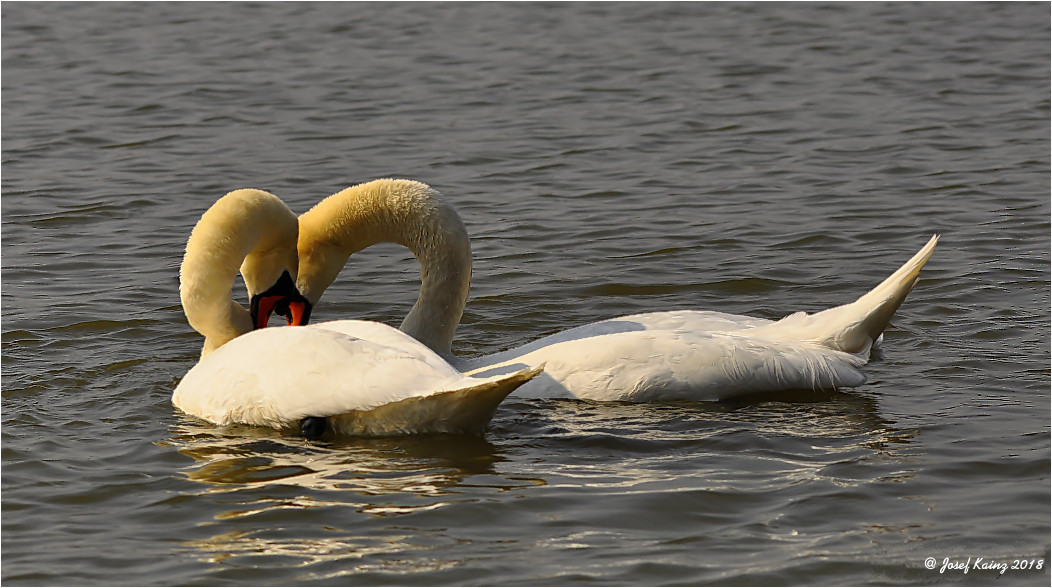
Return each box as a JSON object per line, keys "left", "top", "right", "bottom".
{"left": 2, "top": 2, "right": 1049, "bottom": 586}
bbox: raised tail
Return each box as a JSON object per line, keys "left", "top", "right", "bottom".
{"left": 748, "top": 235, "right": 939, "bottom": 355}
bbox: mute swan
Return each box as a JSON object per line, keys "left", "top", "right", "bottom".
{"left": 172, "top": 188, "right": 543, "bottom": 437}
{"left": 289, "top": 179, "right": 938, "bottom": 402}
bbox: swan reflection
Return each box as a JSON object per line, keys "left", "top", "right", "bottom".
{"left": 487, "top": 394, "right": 919, "bottom": 492}
{"left": 166, "top": 417, "right": 549, "bottom": 579}
{"left": 169, "top": 417, "right": 546, "bottom": 497}
{"left": 185, "top": 528, "right": 462, "bottom": 578}
{"left": 165, "top": 393, "right": 917, "bottom": 578}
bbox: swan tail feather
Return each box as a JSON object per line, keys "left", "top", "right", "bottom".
{"left": 750, "top": 235, "right": 938, "bottom": 355}
{"left": 838, "top": 233, "right": 939, "bottom": 350}
{"left": 327, "top": 364, "right": 544, "bottom": 436}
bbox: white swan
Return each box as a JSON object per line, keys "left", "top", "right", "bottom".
{"left": 290, "top": 179, "right": 938, "bottom": 402}
{"left": 172, "top": 188, "right": 542, "bottom": 437}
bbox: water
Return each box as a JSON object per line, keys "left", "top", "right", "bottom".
{"left": 2, "top": 2, "right": 1049, "bottom": 585}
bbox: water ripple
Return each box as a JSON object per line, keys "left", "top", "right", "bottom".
{"left": 2, "top": 2, "right": 1049, "bottom": 585}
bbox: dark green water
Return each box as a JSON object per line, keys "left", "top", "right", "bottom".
{"left": 3, "top": 2, "right": 1049, "bottom": 585}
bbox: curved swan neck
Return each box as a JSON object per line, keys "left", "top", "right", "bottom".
{"left": 297, "top": 179, "right": 472, "bottom": 357}
{"left": 180, "top": 189, "right": 299, "bottom": 357}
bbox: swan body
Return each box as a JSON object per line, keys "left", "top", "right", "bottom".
{"left": 456, "top": 311, "right": 867, "bottom": 401}
{"left": 292, "top": 179, "right": 938, "bottom": 402}
{"left": 174, "top": 188, "right": 541, "bottom": 436}
{"left": 172, "top": 323, "right": 542, "bottom": 435}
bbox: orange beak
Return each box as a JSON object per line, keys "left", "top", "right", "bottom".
{"left": 253, "top": 295, "right": 284, "bottom": 330}
{"left": 286, "top": 300, "right": 310, "bottom": 326}
{"left": 248, "top": 270, "right": 312, "bottom": 330}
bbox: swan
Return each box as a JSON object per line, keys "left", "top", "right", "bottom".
{"left": 289, "top": 179, "right": 938, "bottom": 402}
{"left": 171, "top": 188, "right": 542, "bottom": 438}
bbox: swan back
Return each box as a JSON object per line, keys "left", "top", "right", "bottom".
{"left": 180, "top": 189, "right": 299, "bottom": 356}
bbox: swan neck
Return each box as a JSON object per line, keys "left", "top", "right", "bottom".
{"left": 180, "top": 189, "right": 299, "bottom": 357}
{"left": 297, "top": 179, "right": 471, "bottom": 356}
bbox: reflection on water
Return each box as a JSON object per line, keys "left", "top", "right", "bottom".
{"left": 162, "top": 393, "right": 920, "bottom": 582}
{"left": 168, "top": 417, "right": 545, "bottom": 496}
{"left": 186, "top": 529, "right": 462, "bottom": 577}
{"left": 167, "top": 418, "right": 548, "bottom": 579}
{"left": 168, "top": 393, "right": 904, "bottom": 500}
{"left": 491, "top": 395, "right": 917, "bottom": 495}
{"left": 3, "top": 0, "right": 1047, "bottom": 583}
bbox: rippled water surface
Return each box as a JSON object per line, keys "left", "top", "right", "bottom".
{"left": 3, "top": 2, "right": 1049, "bottom": 586}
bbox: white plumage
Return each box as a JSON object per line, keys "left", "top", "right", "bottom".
{"left": 456, "top": 311, "right": 868, "bottom": 401}
{"left": 172, "top": 322, "right": 541, "bottom": 435}
{"left": 293, "top": 179, "right": 938, "bottom": 402}
{"left": 173, "top": 188, "right": 542, "bottom": 437}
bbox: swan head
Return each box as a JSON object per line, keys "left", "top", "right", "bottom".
{"left": 248, "top": 269, "right": 313, "bottom": 329}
